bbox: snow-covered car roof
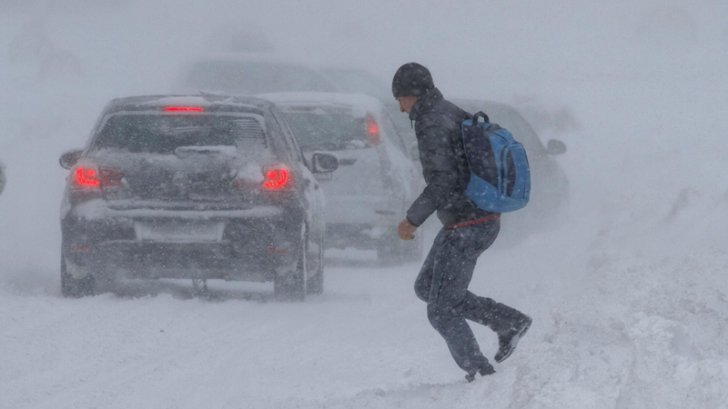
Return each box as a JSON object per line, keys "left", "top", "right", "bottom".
{"left": 259, "top": 92, "right": 386, "bottom": 118}
{"left": 104, "top": 94, "right": 272, "bottom": 115}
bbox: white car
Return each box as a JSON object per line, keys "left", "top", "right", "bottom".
{"left": 261, "top": 92, "right": 423, "bottom": 263}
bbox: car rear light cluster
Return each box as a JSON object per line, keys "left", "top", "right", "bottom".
{"left": 365, "top": 114, "right": 381, "bottom": 146}
{"left": 71, "top": 165, "right": 123, "bottom": 190}
{"left": 232, "top": 165, "right": 293, "bottom": 192}
{"left": 73, "top": 167, "right": 100, "bottom": 188}
{"left": 262, "top": 167, "right": 291, "bottom": 190}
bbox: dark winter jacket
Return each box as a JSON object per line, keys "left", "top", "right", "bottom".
{"left": 406, "top": 88, "right": 496, "bottom": 227}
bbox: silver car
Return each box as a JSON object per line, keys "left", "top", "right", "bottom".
{"left": 262, "top": 92, "right": 423, "bottom": 263}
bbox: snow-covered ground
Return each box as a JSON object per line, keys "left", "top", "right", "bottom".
{"left": 1, "top": 1, "right": 728, "bottom": 408}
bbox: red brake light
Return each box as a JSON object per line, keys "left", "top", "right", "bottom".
{"left": 163, "top": 106, "right": 204, "bottom": 113}
{"left": 72, "top": 165, "right": 122, "bottom": 189}
{"left": 73, "top": 166, "right": 101, "bottom": 188}
{"left": 262, "top": 167, "right": 291, "bottom": 190}
{"left": 365, "top": 114, "right": 381, "bottom": 146}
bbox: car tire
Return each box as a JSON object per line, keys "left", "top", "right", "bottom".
{"left": 60, "top": 254, "right": 96, "bottom": 298}
{"left": 274, "top": 225, "right": 307, "bottom": 302}
{"left": 306, "top": 239, "right": 324, "bottom": 295}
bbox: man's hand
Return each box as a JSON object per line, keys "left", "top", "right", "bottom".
{"left": 397, "top": 218, "right": 417, "bottom": 240}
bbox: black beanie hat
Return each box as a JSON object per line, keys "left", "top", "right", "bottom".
{"left": 391, "top": 62, "right": 434, "bottom": 98}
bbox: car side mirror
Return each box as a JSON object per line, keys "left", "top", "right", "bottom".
{"left": 311, "top": 152, "right": 339, "bottom": 174}
{"left": 59, "top": 149, "right": 83, "bottom": 169}
{"left": 546, "top": 139, "right": 567, "bottom": 155}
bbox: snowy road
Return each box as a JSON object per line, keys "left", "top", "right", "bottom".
{"left": 1, "top": 254, "right": 500, "bottom": 409}
{"left": 3, "top": 208, "right": 728, "bottom": 409}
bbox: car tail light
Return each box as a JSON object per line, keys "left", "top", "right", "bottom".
{"left": 71, "top": 165, "right": 123, "bottom": 189}
{"left": 163, "top": 106, "right": 204, "bottom": 113}
{"left": 73, "top": 166, "right": 101, "bottom": 189}
{"left": 262, "top": 167, "right": 292, "bottom": 191}
{"left": 365, "top": 114, "right": 381, "bottom": 146}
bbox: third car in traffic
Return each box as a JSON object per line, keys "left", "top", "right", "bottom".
{"left": 263, "top": 92, "right": 423, "bottom": 263}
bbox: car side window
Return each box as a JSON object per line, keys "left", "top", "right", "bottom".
{"left": 264, "top": 112, "right": 296, "bottom": 163}
{"left": 381, "top": 111, "right": 409, "bottom": 155}
{"left": 272, "top": 109, "right": 307, "bottom": 165}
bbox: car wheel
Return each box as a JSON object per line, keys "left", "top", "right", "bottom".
{"left": 306, "top": 238, "right": 324, "bottom": 295}
{"left": 60, "top": 254, "right": 96, "bottom": 298}
{"left": 274, "top": 225, "right": 307, "bottom": 301}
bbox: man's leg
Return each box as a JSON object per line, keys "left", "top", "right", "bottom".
{"left": 460, "top": 293, "right": 532, "bottom": 362}
{"left": 461, "top": 294, "right": 530, "bottom": 333}
{"left": 446, "top": 221, "right": 532, "bottom": 363}
{"left": 425, "top": 225, "right": 494, "bottom": 375}
{"left": 413, "top": 229, "right": 441, "bottom": 302}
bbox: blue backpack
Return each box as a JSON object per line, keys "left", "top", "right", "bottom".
{"left": 461, "top": 111, "right": 530, "bottom": 212}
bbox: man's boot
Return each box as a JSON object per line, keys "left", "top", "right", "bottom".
{"left": 465, "top": 361, "right": 495, "bottom": 382}
{"left": 494, "top": 315, "right": 532, "bottom": 363}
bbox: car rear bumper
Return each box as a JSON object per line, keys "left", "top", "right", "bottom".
{"left": 67, "top": 241, "right": 283, "bottom": 281}
{"left": 62, "top": 203, "right": 304, "bottom": 281}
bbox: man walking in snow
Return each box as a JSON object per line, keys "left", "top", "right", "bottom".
{"left": 392, "top": 62, "right": 532, "bottom": 382}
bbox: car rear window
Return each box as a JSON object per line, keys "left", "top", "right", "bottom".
{"left": 280, "top": 109, "right": 372, "bottom": 151}
{"left": 92, "top": 114, "right": 266, "bottom": 154}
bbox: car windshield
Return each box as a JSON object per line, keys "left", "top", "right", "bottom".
{"left": 280, "top": 109, "right": 372, "bottom": 151}
{"left": 93, "top": 114, "right": 266, "bottom": 154}
{"left": 185, "top": 60, "right": 337, "bottom": 94}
